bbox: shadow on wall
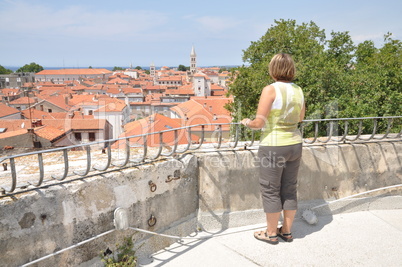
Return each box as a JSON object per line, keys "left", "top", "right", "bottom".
{"left": 298, "top": 142, "right": 402, "bottom": 202}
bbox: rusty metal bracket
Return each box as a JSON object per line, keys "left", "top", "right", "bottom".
{"left": 148, "top": 181, "right": 157, "bottom": 192}
{"left": 148, "top": 215, "right": 157, "bottom": 227}
{"left": 165, "top": 170, "right": 181, "bottom": 183}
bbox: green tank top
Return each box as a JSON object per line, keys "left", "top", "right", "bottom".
{"left": 260, "top": 82, "right": 304, "bottom": 146}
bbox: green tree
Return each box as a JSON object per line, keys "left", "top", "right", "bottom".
{"left": 0, "top": 65, "right": 13, "bottom": 74}
{"left": 88, "top": 66, "right": 93, "bottom": 69}
{"left": 135, "top": 66, "right": 142, "bottom": 70}
{"left": 227, "top": 19, "right": 402, "bottom": 137}
{"left": 178, "top": 64, "right": 188, "bottom": 71}
{"left": 228, "top": 19, "right": 327, "bottom": 122}
{"left": 16, "top": 62, "right": 44, "bottom": 73}
{"left": 113, "top": 66, "right": 124, "bottom": 71}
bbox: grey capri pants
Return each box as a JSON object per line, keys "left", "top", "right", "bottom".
{"left": 258, "top": 143, "right": 303, "bottom": 213}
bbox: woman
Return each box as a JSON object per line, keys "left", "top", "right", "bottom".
{"left": 241, "top": 53, "right": 305, "bottom": 244}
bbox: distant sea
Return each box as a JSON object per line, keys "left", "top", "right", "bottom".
{"left": 4, "top": 66, "right": 133, "bottom": 72}
{"left": 4, "top": 65, "right": 239, "bottom": 72}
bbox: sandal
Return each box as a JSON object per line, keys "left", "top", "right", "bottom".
{"left": 278, "top": 227, "right": 293, "bottom": 242}
{"left": 254, "top": 231, "right": 279, "bottom": 245}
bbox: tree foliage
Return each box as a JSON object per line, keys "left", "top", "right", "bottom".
{"left": 227, "top": 19, "right": 402, "bottom": 136}
{"left": 178, "top": 64, "right": 189, "bottom": 71}
{"left": 16, "top": 62, "right": 44, "bottom": 73}
{"left": 0, "top": 65, "right": 13, "bottom": 74}
{"left": 113, "top": 66, "right": 124, "bottom": 71}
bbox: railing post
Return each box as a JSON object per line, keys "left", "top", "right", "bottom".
{"left": 74, "top": 145, "right": 91, "bottom": 176}
{"left": 52, "top": 149, "right": 69, "bottom": 181}
{"left": 6, "top": 158, "right": 17, "bottom": 193}
{"left": 149, "top": 133, "right": 164, "bottom": 160}
{"left": 29, "top": 153, "right": 44, "bottom": 187}
{"left": 112, "top": 138, "right": 130, "bottom": 167}
{"left": 93, "top": 143, "right": 112, "bottom": 171}
{"left": 359, "top": 119, "right": 378, "bottom": 141}
{"left": 318, "top": 121, "right": 334, "bottom": 143}
{"left": 228, "top": 124, "right": 239, "bottom": 148}
{"left": 303, "top": 121, "right": 319, "bottom": 144}
{"left": 189, "top": 125, "right": 204, "bottom": 150}
{"left": 161, "top": 130, "right": 178, "bottom": 157}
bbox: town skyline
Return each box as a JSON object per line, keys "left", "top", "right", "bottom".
{"left": 1, "top": 0, "right": 401, "bottom": 67}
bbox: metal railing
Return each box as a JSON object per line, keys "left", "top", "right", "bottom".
{"left": 0, "top": 116, "right": 401, "bottom": 195}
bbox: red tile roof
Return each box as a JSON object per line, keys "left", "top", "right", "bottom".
{"left": 0, "top": 128, "right": 27, "bottom": 139}
{"left": 36, "top": 68, "right": 112, "bottom": 76}
{"left": 0, "top": 103, "right": 20, "bottom": 118}
{"left": 157, "top": 76, "right": 183, "bottom": 82}
{"left": 170, "top": 97, "right": 233, "bottom": 131}
{"left": 95, "top": 101, "right": 127, "bottom": 112}
{"left": 0, "top": 119, "right": 31, "bottom": 132}
{"left": 9, "top": 96, "right": 37, "bottom": 105}
{"left": 211, "top": 84, "right": 225, "bottom": 90}
{"left": 123, "top": 87, "right": 143, "bottom": 94}
{"left": 112, "top": 113, "right": 199, "bottom": 148}
{"left": 106, "top": 77, "right": 129, "bottom": 84}
{"left": 20, "top": 108, "right": 56, "bottom": 120}
{"left": 34, "top": 125, "right": 65, "bottom": 141}
{"left": 0, "top": 88, "right": 21, "bottom": 96}
{"left": 41, "top": 95, "right": 73, "bottom": 111}
{"left": 165, "top": 89, "right": 194, "bottom": 95}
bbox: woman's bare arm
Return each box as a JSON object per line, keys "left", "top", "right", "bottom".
{"left": 241, "top": 85, "right": 276, "bottom": 129}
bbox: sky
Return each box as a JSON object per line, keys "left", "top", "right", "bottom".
{"left": 0, "top": 0, "right": 401, "bottom": 68}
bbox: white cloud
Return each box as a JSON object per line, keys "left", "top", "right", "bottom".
{"left": 0, "top": 1, "right": 169, "bottom": 40}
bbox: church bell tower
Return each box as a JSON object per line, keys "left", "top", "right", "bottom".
{"left": 190, "top": 45, "right": 197, "bottom": 74}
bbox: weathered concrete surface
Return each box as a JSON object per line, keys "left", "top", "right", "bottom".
{"left": 0, "top": 154, "right": 199, "bottom": 266}
{"left": 0, "top": 141, "right": 401, "bottom": 266}
{"left": 145, "top": 207, "right": 402, "bottom": 267}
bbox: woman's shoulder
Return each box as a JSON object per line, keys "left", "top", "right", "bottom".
{"left": 263, "top": 84, "right": 276, "bottom": 94}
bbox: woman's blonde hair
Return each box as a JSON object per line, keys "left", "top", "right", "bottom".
{"left": 269, "top": 53, "right": 296, "bottom": 81}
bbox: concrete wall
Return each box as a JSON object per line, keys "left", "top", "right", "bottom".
{"left": 0, "top": 141, "right": 401, "bottom": 266}
{"left": 0, "top": 155, "right": 199, "bottom": 266}
{"left": 197, "top": 142, "right": 402, "bottom": 229}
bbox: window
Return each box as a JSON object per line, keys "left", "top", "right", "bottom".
{"left": 89, "top": 132, "right": 95, "bottom": 141}
{"left": 48, "top": 109, "right": 52, "bottom": 113}
{"left": 88, "top": 110, "right": 93, "bottom": 115}
{"left": 74, "top": 133, "right": 82, "bottom": 141}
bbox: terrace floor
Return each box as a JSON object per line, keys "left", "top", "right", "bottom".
{"left": 141, "top": 207, "right": 402, "bottom": 267}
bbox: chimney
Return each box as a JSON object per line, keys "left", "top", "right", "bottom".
{"left": 209, "top": 106, "right": 212, "bottom": 112}
{"left": 64, "top": 96, "right": 69, "bottom": 105}
{"left": 213, "top": 114, "right": 217, "bottom": 120}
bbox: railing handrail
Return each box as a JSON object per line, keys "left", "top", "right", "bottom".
{"left": 301, "top": 116, "right": 402, "bottom": 122}
{"left": 1, "top": 115, "right": 400, "bottom": 161}
{"left": 0, "top": 116, "right": 401, "bottom": 194}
